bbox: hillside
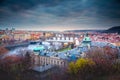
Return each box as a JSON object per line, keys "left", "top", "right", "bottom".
{"left": 64, "top": 30, "right": 103, "bottom": 32}
{"left": 64, "top": 26, "right": 120, "bottom": 34}
{"left": 105, "top": 26, "right": 120, "bottom": 33}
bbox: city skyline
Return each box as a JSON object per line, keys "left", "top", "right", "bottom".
{"left": 0, "top": 0, "right": 120, "bottom": 31}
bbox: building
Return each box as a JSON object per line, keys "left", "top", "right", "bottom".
{"left": 31, "top": 54, "right": 68, "bottom": 68}
{"left": 81, "top": 33, "right": 91, "bottom": 49}
{"left": 13, "top": 31, "right": 31, "bottom": 40}
{"left": 29, "top": 33, "right": 119, "bottom": 71}
{"left": 46, "top": 36, "right": 74, "bottom": 43}
{"left": 30, "top": 44, "right": 68, "bottom": 67}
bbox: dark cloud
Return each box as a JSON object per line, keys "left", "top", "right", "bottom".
{"left": 0, "top": 0, "right": 120, "bottom": 18}
{"left": 0, "top": 0, "right": 66, "bottom": 12}
{"left": 0, "top": 0, "right": 120, "bottom": 30}
{"left": 0, "top": 0, "right": 65, "bottom": 21}
{"left": 92, "top": 0, "right": 120, "bottom": 18}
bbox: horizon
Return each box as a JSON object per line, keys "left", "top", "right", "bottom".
{"left": 0, "top": 27, "right": 108, "bottom": 32}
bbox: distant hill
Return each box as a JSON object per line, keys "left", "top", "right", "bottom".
{"left": 65, "top": 26, "right": 120, "bottom": 34}
{"left": 64, "top": 30, "right": 103, "bottom": 32}
{"left": 104, "top": 26, "right": 120, "bottom": 33}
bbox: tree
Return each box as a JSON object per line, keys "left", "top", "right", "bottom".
{"left": 68, "top": 58, "right": 95, "bottom": 80}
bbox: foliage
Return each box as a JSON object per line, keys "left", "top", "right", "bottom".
{"left": 86, "top": 46, "right": 119, "bottom": 60}
{"left": 85, "top": 46, "right": 119, "bottom": 76}
{"left": 67, "top": 47, "right": 120, "bottom": 80}
{"left": 68, "top": 58, "right": 95, "bottom": 80}
{"left": 0, "top": 53, "right": 31, "bottom": 74}
{"left": 113, "top": 60, "right": 120, "bottom": 73}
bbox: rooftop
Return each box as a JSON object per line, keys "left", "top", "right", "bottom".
{"left": 28, "top": 41, "right": 118, "bottom": 61}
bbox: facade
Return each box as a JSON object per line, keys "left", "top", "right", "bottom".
{"left": 13, "top": 32, "right": 31, "bottom": 40}
{"left": 31, "top": 54, "right": 68, "bottom": 68}
{"left": 29, "top": 44, "right": 69, "bottom": 68}
{"left": 46, "top": 37, "right": 74, "bottom": 42}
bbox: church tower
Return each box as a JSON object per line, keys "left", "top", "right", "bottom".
{"left": 81, "top": 33, "right": 91, "bottom": 49}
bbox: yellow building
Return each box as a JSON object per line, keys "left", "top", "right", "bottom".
{"left": 13, "top": 31, "right": 31, "bottom": 40}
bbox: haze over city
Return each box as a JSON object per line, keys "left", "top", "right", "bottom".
{"left": 0, "top": 0, "right": 120, "bottom": 31}
{"left": 0, "top": 1, "right": 120, "bottom": 80}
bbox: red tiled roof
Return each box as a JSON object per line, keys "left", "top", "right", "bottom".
{"left": 0, "top": 47, "right": 8, "bottom": 55}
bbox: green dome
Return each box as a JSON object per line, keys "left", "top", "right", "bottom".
{"left": 33, "top": 45, "right": 45, "bottom": 51}
{"left": 83, "top": 37, "right": 91, "bottom": 42}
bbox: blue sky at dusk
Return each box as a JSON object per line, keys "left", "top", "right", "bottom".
{"left": 0, "top": 0, "right": 120, "bottom": 31}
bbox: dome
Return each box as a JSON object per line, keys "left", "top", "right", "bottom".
{"left": 33, "top": 45, "right": 45, "bottom": 51}
{"left": 83, "top": 37, "right": 91, "bottom": 42}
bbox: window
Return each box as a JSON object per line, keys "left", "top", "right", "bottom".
{"left": 57, "top": 61, "right": 59, "bottom": 65}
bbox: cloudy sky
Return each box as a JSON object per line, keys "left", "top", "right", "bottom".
{"left": 0, "top": 0, "right": 120, "bottom": 31}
